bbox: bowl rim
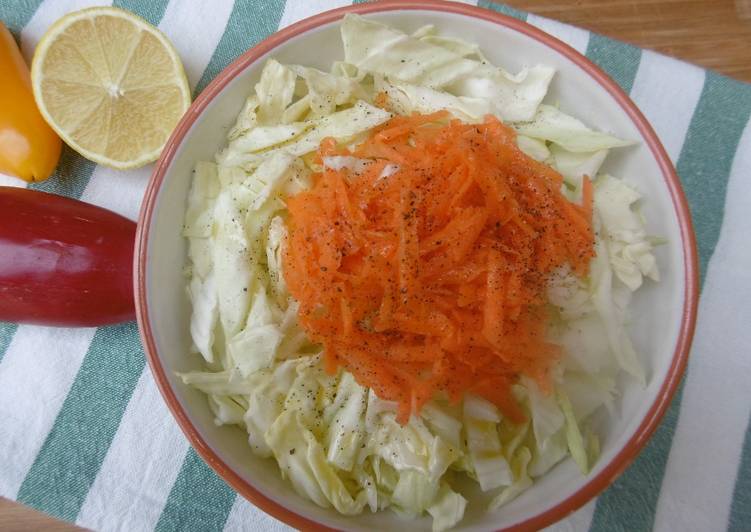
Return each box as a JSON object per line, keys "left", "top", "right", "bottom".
{"left": 134, "top": 1, "right": 699, "bottom": 530}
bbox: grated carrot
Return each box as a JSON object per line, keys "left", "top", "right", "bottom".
{"left": 282, "top": 113, "right": 595, "bottom": 424}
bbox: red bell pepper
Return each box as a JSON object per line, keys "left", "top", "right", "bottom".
{"left": 0, "top": 187, "right": 136, "bottom": 326}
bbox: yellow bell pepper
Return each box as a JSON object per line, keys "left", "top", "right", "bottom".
{"left": 0, "top": 22, "right": 61, "bottom": 182}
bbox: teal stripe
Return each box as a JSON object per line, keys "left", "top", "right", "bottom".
{"left": 193, "top": 0, "right": 287, "bottom": 96}
{"left": 114, "top": 0, "right": 169, "bottom": 26}
{"left": 675, "top": 73, "right": 751, "bottom": 279}
{"left": 477, "top": 1, "right": 528, "bottom": 21}
{"left": 0, "top": 323, "right": 18, "bottom": 364}
{"left": 585, "top": 34, "right": 641, "bottom": 94}
{"left": 720, "top": 84, "right": 751, "bottom": 532}
{"left": 16, "top": 322, "right": 145, "bottom": 521}
{"left": 354, "top": 0, "right": 527, "bottom": 19}
{"left": 29, "top": 147, "right": 96, "bottom": 198}
{"left": 354, "top": 1, "right": 527, "bottom": 21}
{"left": 590, "top": 389, "right": 685, "bottom": 532}
{"left": 729, "top": 415, "right": 751, "bottom": 531}
{"left": 0, "top": 0, "right": 44, "bottom": 36}
{"left": 154, "top": 448, "right": 237, "bottom": 532}
{"left": 590, "top": 72, "right": 751, "bottom": 532}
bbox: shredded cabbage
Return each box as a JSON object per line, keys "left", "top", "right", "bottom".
{"left": 374, "top": 75, "right": 492, "bottom": 123}
{"left": 341, "top": 14, "right": 554, "bottom": 121}
{"left": 550, "top": 144, "right": 608, "bottom": 187}
{"left": 428, "top": 484, "right": 467, "bottom": 532}
{"left": 514, "top": 104, "right": 633, "bottom": 152}
{"left": 595, "top": 174, "right": 660, "bottom": 290}
{"left": 288, "top": 64, "right": 367, "bottom": 117}
{"left": 218, "top": 100, "right": 391, "bottom": 170}
{"left": 181, "top": 15, "right": 660, "bottom": 530}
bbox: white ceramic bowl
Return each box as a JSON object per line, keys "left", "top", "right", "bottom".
{"left": 135, "top": 2, "right": 698, "bottom": 530}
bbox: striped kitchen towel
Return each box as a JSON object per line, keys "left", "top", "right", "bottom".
{"left": 1, "top": 1, "right": 750, "bottom": 531}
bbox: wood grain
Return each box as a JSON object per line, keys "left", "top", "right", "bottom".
{"left": 505, "top": 0, "right": 751, "bottom": 81}
{"left": 1, "top": 1, "right": 749, "bottom": 530}
{"left": 0, "top": 497, "right": 83, "bottom": 531}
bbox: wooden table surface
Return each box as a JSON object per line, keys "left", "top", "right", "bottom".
{"left": 2, "top": 1, "right": 750, "bottom": 530}
{"left": 508, "top": 0, "right": 751, "bottom": 82}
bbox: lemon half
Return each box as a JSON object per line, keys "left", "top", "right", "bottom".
{"left": 31, "top": 7, "right": 191, "bottom": 169}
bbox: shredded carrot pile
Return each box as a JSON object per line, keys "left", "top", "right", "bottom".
{"left": 282, "top": 112, "right": 594, "bottom": 424}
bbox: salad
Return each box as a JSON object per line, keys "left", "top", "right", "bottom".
{"left": 181, "top": 15, "right": 659, "bottom": 531}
